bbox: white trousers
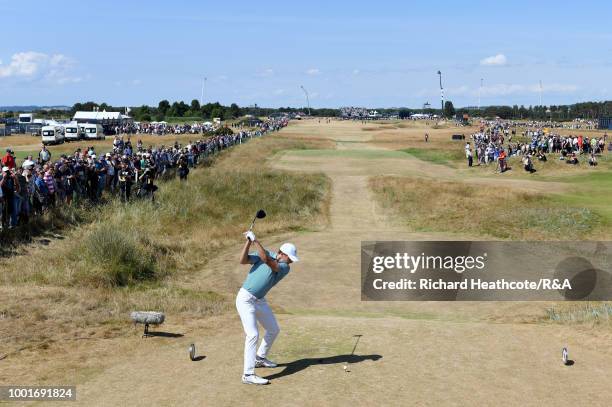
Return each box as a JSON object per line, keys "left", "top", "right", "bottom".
{"left": 235, "top": 287, "right": 280, "bottom": 375}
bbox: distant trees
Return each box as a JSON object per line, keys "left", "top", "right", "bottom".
{"left": 168, "top": 101, "right": 189, "bottom": 118}
{"left": 460, "top": 101, "right": 612, "bottom": 121}
{"left": 157, "top": 100, "right": 170, "bottom": 118}
{"left": 229, "top": 103, "right": 241, "bottom": 118}
{"left": 190, "top": 99, "right": 201, "bottom": 112}
{"left": 64, "top": 98, "right": 612, "bottom": 123}
{"left": 398, "top": 108, "right": 412, "bottom": 119}
{"left": 71, "top": 101, "right": 98, "bottom": 115}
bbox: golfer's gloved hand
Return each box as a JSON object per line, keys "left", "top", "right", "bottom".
{"left": 244, "top": 231, "right": 256, "bottom": 242}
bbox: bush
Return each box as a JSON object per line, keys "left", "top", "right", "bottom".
{"left": 214, "top": 126, "right": 234, "bottom": 136}
{"left": 73, "top": 224, "right": 160, "bottom": 287}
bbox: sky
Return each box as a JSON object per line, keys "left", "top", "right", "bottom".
{"left": 1, "top": 0, "right": 612, "bottom": 108}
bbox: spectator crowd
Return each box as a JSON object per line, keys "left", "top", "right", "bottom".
{"left": 464, "top": 119, "right": 608, "bottom": 173}
{"left": 0, "top": 118, "right": 288, "bottom": 230}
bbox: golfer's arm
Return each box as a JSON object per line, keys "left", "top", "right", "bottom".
{"left": 239, "top": 240, "right": 251, "bottom": 264}
{"left": 251, "top": 240, "right": 268, "bottom": 263}
{"left": 252, "top": 240, "right": 281, "bottom": 272}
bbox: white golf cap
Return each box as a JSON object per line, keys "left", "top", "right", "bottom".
{"left": 279, "top": 243, "right": 299, "bottom": 262}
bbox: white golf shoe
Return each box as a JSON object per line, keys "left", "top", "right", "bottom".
{"left": 255, "top": 356, "right": 278, "bottom": 368}
{"left": 242, "top": 374, "right": 270, "bottom": 385}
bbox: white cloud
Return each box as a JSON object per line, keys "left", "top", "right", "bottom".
{"left": 0, "top": 51, "right": 47, "bottom": 77}
{"left": 131, "top": 79, "right": 142, "bottom": 85}
{"left": 416, "top": 82, "right": 579, "bottom": 99}
{"left": 255, "top": 68, "right": 274, "bottom": 78}
{"left": 55, "top": 76, "right": 82, "bottom": 85}
{"left": 480, "top": 83, "right": 578, "bottom": 97}
{"left": 306, "top": 68, "right": 320, "bottom": 75}
{"left": 480, "top": 54, "right": 507, "bottom": 66}
{"left": 480, "top": 83, "right": 524, "bottom": 96}
{"left": 0, "top": 51, "right": 80, "bottom": 84}
{"left": 447, "top": 85, "right": 470, "bottom": 96}
{"left": 274, "top": 89, "right": 285, "bottom": 95}
{"left": 532, "top": 83, "right": 578, "bottom": 93}
{"left": 353, "top": 69, "right": 360, "bottom": 75}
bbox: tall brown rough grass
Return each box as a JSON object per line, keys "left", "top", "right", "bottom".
{"left": 369, "top": 176, "right": 600, "bottom": 240}
{"left": 0, "top": 132, "right": 331, "bottom": 356}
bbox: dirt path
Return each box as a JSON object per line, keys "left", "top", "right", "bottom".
{"left": 41, "top": 120, "right": 612, "bottom": 406}
{"left": 72, "top": 315, "right": 612, "bottom": 407}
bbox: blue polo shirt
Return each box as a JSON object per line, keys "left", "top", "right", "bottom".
{"left": 242, "top": 250, "right": 291, "bottom": 299}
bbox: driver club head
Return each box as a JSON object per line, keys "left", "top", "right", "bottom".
{"left": 248, "top": 209, "right": 267, "bottom": 231}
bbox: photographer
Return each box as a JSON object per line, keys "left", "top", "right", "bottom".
{"left": 178, "top": 153, "right": 189, "bottom": 180}
{"left": 138, "top": 160, "right": 157, "bottom": 201}
{"left": 118, "top": 160, "right": 134, "bottom": 202}
{"left": 1, "top": 166, "right": 20, "bottom": 228}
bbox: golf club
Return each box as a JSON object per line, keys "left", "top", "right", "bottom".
{"left": 248, "top": 209, "right": 266, "bottom": 231}
{"left": 344, "top": 334, "right": 362, "bottom": 373}
{"left": 351, "top": 334, "right": 362, "bottom": 356}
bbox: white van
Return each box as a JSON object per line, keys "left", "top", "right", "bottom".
{"left": 19, "top": 113, "right": 33, "bottom": 124}
{"left": 64, "top": 122, "right": 80, "bottom": 141}
{"left": 41, "top": 125, "right": 65, "bottom": 145}
{"left": 82, "top": 123, "right": 104, "bottom": 140}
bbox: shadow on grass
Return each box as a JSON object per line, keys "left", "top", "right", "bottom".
{"left": 263, "top": 354, "right": 382, "bottom": 380}
{"left": 146, "top": 331, "right": 184, "bottom": 338}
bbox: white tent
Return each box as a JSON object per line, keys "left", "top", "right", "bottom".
{"left": 73, "top": 110, "right": 132, "bottom": 124}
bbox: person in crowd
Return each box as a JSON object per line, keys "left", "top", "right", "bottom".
{"left": 523, "top": 155, "right": 536, "bottom": 173}
{"left": 43, "top": 165, "right": 56, "bottom": 207}
{"left": 0, "top": 166, "right": 20, "bottom": 228}
{"left": 2, "top": 148, "right": 16, "bottom": 170}
{"left": 138, "top": 160, "right": 157, "bottom": 201}
{"left": 178, "top": 154, "right": 190, "bottom": 180}
{"left": 118, "top": 160, "right": 134, "bottom": 202}
{"left": 498, "top": 148, "right": 507, "bottom": 173}
{"left": 39, "top": 145, "right": 51, "bottom": 164}
{"left": 0, "top": 116, "right": 288, "bottom": 232}
{"left": 32, "top": 168, "right": 48, "bottom": 215}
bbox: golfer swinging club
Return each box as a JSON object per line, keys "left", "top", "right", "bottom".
{"left": 236, "top": 230, "right": 298, "bottom": 385}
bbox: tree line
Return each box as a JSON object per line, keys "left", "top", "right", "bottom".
{"left": 69, "top": 101, "right": 338, "bottom": 122}
{"left": 3, "top": 99, "right": 612, "bottom": 122}
{"left": 455, "top": 101, "right": 612, "bottom": 121}
{"left": 380, "top": 100, "right": 612, "bottom": 121}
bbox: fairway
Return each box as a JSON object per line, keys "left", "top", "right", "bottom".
{"left": 3, "top": 119, "right": 611, "bottom": 406}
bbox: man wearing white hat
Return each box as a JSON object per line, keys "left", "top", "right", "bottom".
{"left": 237, "top": 232, "right": 299, "bottom": 385}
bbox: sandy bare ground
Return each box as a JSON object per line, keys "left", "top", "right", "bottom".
{"left": 6, "top": 119, "right": 612, "bottom": 406}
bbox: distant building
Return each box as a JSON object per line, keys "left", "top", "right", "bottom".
{"left": 598, "top": 117, "right": 612, "bottom": 130}
{"left": 73, "top": 110, "right": 132, "bottom": 134}
{"left": 242, "top": 116, "right": 263, "bottom": 126}
{"left": 73, "top": 111, "right": 132, "bottom": 125}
